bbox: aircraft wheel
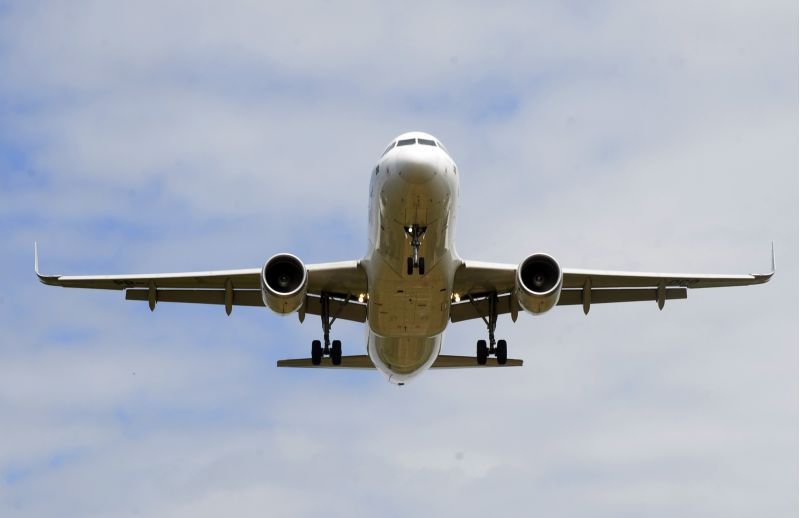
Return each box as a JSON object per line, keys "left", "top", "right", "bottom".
{"left": 476, "top": 339, "right": 488, "bottom": 365}
{"left": 331, "top": 340, "right": 342, "bottom": 365}
{"left": 418, "top": 257, "right": 425, "bottom": 275}
{"left": 496, "top": 339, "right": 507, "bottom": 365}
{"left": 407, "top": 257, "right": 414, "bottom": 275}
{"left": 311, "top": 340, "right": 322, "bottom": 365}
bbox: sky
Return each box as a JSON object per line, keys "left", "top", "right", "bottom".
{"left": 0, "top": 0, "right": 797, "bottom": 516}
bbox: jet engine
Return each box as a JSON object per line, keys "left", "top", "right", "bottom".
{"left": 515, "top": 253, "right": 563, "bottom": 315}
{"left": 261, "top": 253, "right": 308, "bottom": 315}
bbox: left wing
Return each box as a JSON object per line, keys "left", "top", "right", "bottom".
{"left": 451, "top": 247, "right": 774, "bottom": 322}
{"left": 35, "top": 243, "right": 368, "bottom": 322}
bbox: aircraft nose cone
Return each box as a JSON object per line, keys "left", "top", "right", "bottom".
{"left": 396, "top": 158, "right": 436, "bottom": 184}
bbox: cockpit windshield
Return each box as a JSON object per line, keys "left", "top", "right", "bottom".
{"left": 382, "top": 136, "right": 449, "bottom": 156}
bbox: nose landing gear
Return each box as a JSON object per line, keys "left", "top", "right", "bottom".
{"left": 470, "top": 292, "right": 508, "bottom": 365}
{"left": 405, "top": 224, "right": 427, "bottom": 275}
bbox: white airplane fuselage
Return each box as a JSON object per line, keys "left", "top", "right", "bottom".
{"left": 361, "top": 132, "right": 461, "bottom": 384}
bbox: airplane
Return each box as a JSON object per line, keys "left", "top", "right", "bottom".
{"left": 35, "top": 131, "right": 775, "bottom": 385}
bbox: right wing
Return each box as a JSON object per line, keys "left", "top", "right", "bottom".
{"left": 35, "top": 244, "right": 368, "bottom": 322}
{"left": 450, "top": 247, "right": 774, "bottom": 322}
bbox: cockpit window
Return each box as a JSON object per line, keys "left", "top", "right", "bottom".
{"left": 418, "top": 138, "right": 436, "bottom": 146}
{"left": 381, "top": 142, "right": 396, "bottom": 157}
{"left": 397, "top": 138, "right": 416, "bottom": 146}
{"left": 436, "top": 141, "right": 448, "bottom": 153}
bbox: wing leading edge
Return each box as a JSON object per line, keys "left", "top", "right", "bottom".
{"left": 451, "top": 246, "right": 774, "bottom": 321}
{"left": 34, "top": 243, "right": 368, "bottom": 321}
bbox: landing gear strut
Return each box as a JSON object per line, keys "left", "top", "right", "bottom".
{"left": 311, "top": 292, "right": 344, "bottom": 365}
{"left": 405, "top": 225, "right": 426, "bottom": 275}
{"left": 470, "top": 292, "right": 508, "bottom": 365}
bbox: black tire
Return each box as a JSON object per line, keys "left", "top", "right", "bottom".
{"left": 476, "top": 339, "right": 488, "bottom": 365}
{"left": 407, "top": 257, "right": 414, "bottom": 275}
{"left": 496, "top": 339, "right": 508, "bottom": 365}
{"left": 418, "top": 257, "right": 425, "bottom": 275}
{"left": 331, "top": 340, "right": 342, "bottom": 366}
{"left": 311, "top": 340, "right": 322, "bottom": 365}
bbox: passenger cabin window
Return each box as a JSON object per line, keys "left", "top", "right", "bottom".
{"left": 418, "top": 138, "right": 436, "bottom": 146}
{"left": 397, "top": 138, "right": 416, "bottom": 146}
{"left": 381, "top": 142, "right": 396, "bottom": 157}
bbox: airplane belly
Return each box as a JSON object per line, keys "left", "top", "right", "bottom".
{"left": 368, "top": 333, "right": 441, "bottom": 384}
{"left": 367, "top": 274, "right": 450, "bottom": 337}
{"left": 362, "top": 142, "right": 460, "bottom": 366}
{"left": 365, "top": 172, "right": 458, "bottom": 338}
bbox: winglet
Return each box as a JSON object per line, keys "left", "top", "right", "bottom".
{"left": 34, "top": 242, "right": 60, "bottom": 285}
{"left": 749, "top": 242, "right": 776, "bottom": 284}
{"left": 770, "top": 241, "right": 775, "bottom": 274}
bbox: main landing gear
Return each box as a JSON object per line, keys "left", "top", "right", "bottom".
{"left": 472, "top": 292, "right": 507, "bottom": 365}
{"left": 311, "top": 292, "right": 344, "bottom": 366}
{"left": 405, "top": 224, "right": 426, "bottom": 275}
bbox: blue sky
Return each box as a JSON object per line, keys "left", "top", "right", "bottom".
{"left": 0, "top": 1, "right": 797, "bottom": 516}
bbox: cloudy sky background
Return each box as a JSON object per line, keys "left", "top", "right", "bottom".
{"left": 0, "top": 1, "right": 797, "bottom": 516}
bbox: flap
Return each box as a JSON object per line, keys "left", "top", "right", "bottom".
{"left": 126, "top": 289, "right": 367, "bottom": 323}
{"left": 562, "top": 268, "right": 773, "bottom": 289}
{"left": 450, "top": 288, "right": 688, "bottom": 322}
{"left": 303, "top": 294, "right": 367, "bottom": 323}
{"left": 126, "top": 288, "right": 264, "bottom": 306}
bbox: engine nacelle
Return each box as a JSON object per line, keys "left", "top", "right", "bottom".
{"left": 261, "top": 253, "right": 308, "bottom": 315}
{"left": 515, "top": 253, "right": 563, "bottom": 315}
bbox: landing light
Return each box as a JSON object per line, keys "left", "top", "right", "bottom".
{"left": 453, "top": 293, "right": 461, "bottom": 302}
{"left": 358, "top": 293, "right": 366, "bottom": 303}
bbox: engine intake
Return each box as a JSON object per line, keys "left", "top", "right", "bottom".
{"left": 261, "top": 253, "right": 308, "bottom": 314}
{"left": 516, "top": 253, "right": 563, "bottom": 314}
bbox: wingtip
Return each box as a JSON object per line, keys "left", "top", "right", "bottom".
{"left": 751, "top": 243, "right": 776, "bottom": 284}
{"left": 34, "top": 242, "right": 59, "bottom": 285}
{"left": 746, "top": 243, "right": 775, "bottom": 284}
{"left": 770, "top": 242, "right": 775, "bottom": 274}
